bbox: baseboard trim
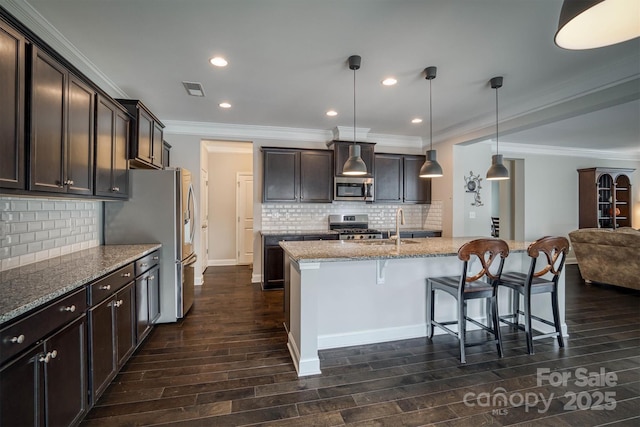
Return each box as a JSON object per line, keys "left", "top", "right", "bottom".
{"left": 318, "top": 324, "right": 427, "bottom": 350}
{"left": 251, "top": 273, "right": 262, "bottom": 284}
{"left": 208, "top": 259, "right": 237, "bottom": 266}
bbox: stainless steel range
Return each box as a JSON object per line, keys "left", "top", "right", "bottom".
{"left": 328, "top": 214, "right": 383, "bottom": 240}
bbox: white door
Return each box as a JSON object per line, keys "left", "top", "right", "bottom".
{"left": 200, "top": 168, "right": 209, "bottom": 274}
{"left": 236, "top": 173, "right": 253, "bottom": 265}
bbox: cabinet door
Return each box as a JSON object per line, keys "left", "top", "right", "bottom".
{"left": 66, "top": 75, "right": 94, "bottom": 195}
{"left": 151, "top": 122, "right": 163, "bottom": 168}
{"left": 403, "top": 155, "right": 431, "bottom": 203}
{"left": 0, "top": 21, "right": 25, "bottom": 189}
{"left": 374, "top": 154, "right": 403, "bottom": 202}
{"left": 300, "top": 150, "right": 333, "bottom": 203}
{"left": 136, "top": 108, "right": 153, "bottom": 164}
{"left": 162, "top": 141, "right": 171, "bottom": 169}
{"left": 334, "top": 142, "right": 375, "bottom": 177}
{"left": 115, "top": 282, "right": 135, "bottom": 367}
{"left": 0, "top": 344, "right": 43, "bottom": 427}
{"left": 148, "top": 266, "right": 161, "bottom": 324}
{"left": 263, "top": 245, "right": 285, "bottom": 289}
{"left": 30, "top": 47, "right": 66, "bottom": 193}
{"left": 45, "top": 315, "right": 87, "bottom": 427}
{"left": 88, "top": 296, "right": 115, "bottom": 403}
{"left": 263, "top": 150, "right": 298, "bottom": 202}
{"left": 94, "top": 96, "right": 115, "bottom": 197}
{"left": 112, "top": 109, "right": 130, "bottom": 198}
{"left": 135, "top": 274, "right": 150, "bottom": 344}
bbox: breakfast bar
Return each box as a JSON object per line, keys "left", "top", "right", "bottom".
{"left": 280, "top": 237, "right": 567, "bottom": 376}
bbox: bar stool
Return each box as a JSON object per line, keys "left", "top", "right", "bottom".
{"left": 426, "top": 238, "right": 510, "bottom": 364}
{"left": 497, "top": 236, "right": 569, "bottom": 355}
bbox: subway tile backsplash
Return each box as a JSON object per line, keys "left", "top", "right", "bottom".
{"left": 0, "top": 197, "right": 101, "bottom": 271}
{"left": 261, "top": 200, "right": 443, "bottom": 232}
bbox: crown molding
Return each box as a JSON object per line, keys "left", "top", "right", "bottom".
{"left": 498, "top": 141, "right": 640, "bottom": 161}
{"left": 164, "top": 120, "right": 333, "bottom": 142}
{"left": 203, "top": 141, "right": 253, "bottom": 154}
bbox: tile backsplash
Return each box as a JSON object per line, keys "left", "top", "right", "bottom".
{"left": 262, "top": 200, "right": 443, "bottom": 232}
{"left": 0, "top": 197, "right": 101, "bottom": 271}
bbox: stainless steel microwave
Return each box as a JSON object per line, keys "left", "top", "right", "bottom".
{"left": 334, "top": 177, "right": 374, "bottom": 202}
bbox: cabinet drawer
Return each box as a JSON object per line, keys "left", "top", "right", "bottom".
{"left": 89, "top": 263, "right": 134, "bottom": 305}
{"left": 1, "top": 288, "right": 86, "bottom": 365}
{"left": 264, "top": 235, "right": 303, "bottom": 246}
{"left": 135, "top": 251, "right": 159, "bottom": 276}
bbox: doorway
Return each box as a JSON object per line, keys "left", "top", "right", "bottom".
{"left": 236, "top": 172, "right": 254, "bottom": 265}
{"left": 493, "top": 158, "right": 524, "bottom": 240}
{"left": 200, "top": 168, "right": 209, "bottom": 274}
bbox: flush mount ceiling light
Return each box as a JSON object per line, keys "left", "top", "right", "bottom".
{"left": 486, "top": 76, "right": 509, "bottom": 181}
{"left": 182, "top": 81, "right": 205, "bottom": 97}
{"left": 219, "top": 102, "right": 231, "bottom": 109}
{"left": 411, "top": 118, "right": 423, "bottom": 124}
{"left": 381, "top": 77, "right": 398, "bottom": 86}
{"left": 419, "top": 66, "right": 443, "bottom": 179}
{"left": 209, "top": 56, "right": 228, "bottom": 67}
{"left": 326, "top": 110, "right": 338, "bottom": 117}
{"left": 555, "top": 0, "right": 640, "bottom": 49}
{"left": 342, "top": 55, "right": 367, "bottom": 176}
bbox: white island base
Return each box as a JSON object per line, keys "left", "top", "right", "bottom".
{"left": 284, "top": 251, "right": 566, "bottom": 377}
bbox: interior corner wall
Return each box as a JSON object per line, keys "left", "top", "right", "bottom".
{"left": 207, "top": 151, "right": 253, "bottom": 265}
{"left": 430, "top": 141, "right": 455, "bottom": 237}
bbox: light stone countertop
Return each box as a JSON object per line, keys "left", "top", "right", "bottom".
{"left": 280, "top": 237, "right": 529, "bottom": 263}
{"left": 260, "top": 230, "right": 339, "bottom": 237}
{"left": 0, "top": 244, "right": 161, "bottom": 325}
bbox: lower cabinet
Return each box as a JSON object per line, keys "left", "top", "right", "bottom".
{"left": 0, "top": 314, "right": 87, "bottom": 427}
{"left": 88, "top": 281, "right": 135, "bottom": 405}
{"left": 135, "top": 264, "right": 160, "bottom": 344}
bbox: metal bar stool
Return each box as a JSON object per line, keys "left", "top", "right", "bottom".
{"left": 498, "top": 236, "right": 569, "bottom": 355}
{"left": 426, "top": 238, "right": 510, "bottom": 364}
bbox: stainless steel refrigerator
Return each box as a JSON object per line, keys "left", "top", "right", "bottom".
{"left": 104, "top": 168, "right": 197, "bottom": 323}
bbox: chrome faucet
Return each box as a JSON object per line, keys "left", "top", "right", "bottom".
{"left": 395, "top": 207, "right": 405, "bottom": 249}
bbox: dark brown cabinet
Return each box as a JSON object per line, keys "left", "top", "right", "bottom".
{"left": 135, "top": 251, "right": 160, "bottom": 344}
{"left": 95, "top": 95, "right": 129, "bottom": 198}
{"left": 578, "top": 167, "right": 634, "bottom": 229}
{"left": 29, "top": 46, "right": 94, "bottom": 195}
{"left": 116, "top": 99, "right": 164, "bottom": 169}
{"left": 262, "top": 148, "right": 333, "bottom": 203}
{"left": 162, "top": 140, "right": 171, "bottom": 169}
{"left": 374, "top": 153, "right": 431, "bottom": 204}
{"left": 0, "top": 289, "right": 88, "bottom": 427}
{"left": 330, "top": 141, "right": 375, "bottom": 178}
{"left": 0, "top": 19, "right": 25, "bottom": 190}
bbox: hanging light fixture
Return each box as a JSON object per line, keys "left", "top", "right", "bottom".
{"left": 486, "top": 76, "right": 509, "bottom": 181}
{"left": 342, "top": 55, "right": 367, "bottom": 176}
{"left": 554, "top": 0, "right": 640, "bottom": 50}
{"left": 419, "top": 66, "right": 443, "bottom": 178}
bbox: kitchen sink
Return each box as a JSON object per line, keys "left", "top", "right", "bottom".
{"left": 354, "top": 239, "right": 419, "bottom": 246}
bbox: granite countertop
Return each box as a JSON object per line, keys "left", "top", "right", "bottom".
{"left": 280, "top": 237, "right": 528, "bottom": 263}
{"left": 0, "top": 244, "right": 161, "bottom": 325}
{"left": 260, "top": 230, "right": 339, "bottom": 236}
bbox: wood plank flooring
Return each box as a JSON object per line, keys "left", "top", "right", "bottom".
{"left": 81, "top": 264, "right": 640, "bottom": 426}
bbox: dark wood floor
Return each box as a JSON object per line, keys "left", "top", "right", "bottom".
{"left": 81, "top": 264, "right": 640, "bottom": 426}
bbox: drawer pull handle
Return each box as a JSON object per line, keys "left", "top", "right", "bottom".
{"left": 10, "top": 334, "right": 25, "bottom": 344}
{"left": 140, "top": 263, "right": 148, "bottom": 267}
{"left": 99, "top": 284, "right": 111, "bottom": 291}
{"left": 122, "top": 272, "right": 131, "bottom": 278}
{"left": 152, "top": 256, "right": 159, "bottom": 260}
{"left": 63, "top": 305, "right": 76, "bottom": 313}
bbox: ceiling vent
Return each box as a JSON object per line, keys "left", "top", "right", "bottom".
{"left": 182, "top": 81, "right": 205, "bottom": 97}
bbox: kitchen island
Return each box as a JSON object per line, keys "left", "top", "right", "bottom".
{"left": 280, "top": 237, "right": 567, "bottom": 376}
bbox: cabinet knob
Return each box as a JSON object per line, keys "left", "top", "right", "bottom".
{"left": 116, "top": 299, "right": 124, "bottom": 308}
{"left": 63, "top": 305, "right": 76, "bottom": 313}
{"left": 111, "top": 187, "right": 120, "bottom": 192}
{"left": 122, "top": 272, "right": 131, "bottom": 278}
{"left": 140, "top": 263, "right": 148, "bottom": 267}
{"left": 64, "top": 179, "right": 74, "bottom": 186}
{"left": 50, "top": 350, "right": 57, "bottom": 359}
{"left": 149, "top": 275, "right": 155, "bottom": 280}
{"left": 152, "top": 256, "right": 159, "bottom": 260}
{"left": 99, "top": 284, "right": 111, "bottom": 291}
{"left": 10, "top": 334, "right": 25, "bottom": 344}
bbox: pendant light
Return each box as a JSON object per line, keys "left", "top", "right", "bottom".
{"left": 419, "top": 66, "right": 443, "bottom": 178}
{"left": 342, "top": 55, "right": 367, "bottom": 176}
{"left": 486, "top": 76, "right": 509, "bottom": 181}
{"left": 555, "top": 0, "right": 640, "bottom": 50}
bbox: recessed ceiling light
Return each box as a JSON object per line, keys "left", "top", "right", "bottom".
{"left": 411, "top": 118, "right": 423, "bottom": 124}
{"left": 382, "top": 77, "right": 397, "bottom": 86}
{"left": 210, "top": 56, "right": 228, "bottom": 67}
{"left": 326, "top": 110, "right": 338, "bottom": 117}
{"left": 219, "top": 102, "right": 231, "bottom": 108}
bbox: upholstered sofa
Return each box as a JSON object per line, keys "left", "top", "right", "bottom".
{"left": 569, "top": 228, "right": 640, "bottom": 290}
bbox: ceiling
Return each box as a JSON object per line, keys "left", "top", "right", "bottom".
{"left": 3, "top": 0, "right": 639, "bottom": 157}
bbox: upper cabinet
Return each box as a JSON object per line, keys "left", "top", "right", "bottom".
{"left": 95, "top": 95, "right": 130, "bottom": 199}
{"left": 329, "top": 141, "right": 375, "bottom": 178}
{"left": 578, "top": 167, "right": 634, "bottom": 229}
{"left": 116, "top": 99, "right": 164, "bottom": 169}
{"left": 262, "top": 148, "right": 333, "bottom": 203}
{"left": 29, "top": 46, "right": 94, "bottom": 196}
{"left": 0, "top": 19, "right": 25, "bottom": 190}
{"left": 375, "top": 153, "right": 431, "bottom": 204}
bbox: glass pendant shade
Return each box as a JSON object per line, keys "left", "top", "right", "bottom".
{"left": 555, "top": 0, "right": 640, "bottom": 49}
{"left": 419, "top": 149, "right": 443, "bottom": 178}
{"left": 486, "top": 154, "right": 509, "bottom": 181}
{"left": 343, "top": 144, "right": 367, "bottom": 175}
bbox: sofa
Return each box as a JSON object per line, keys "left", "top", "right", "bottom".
{"left": 569, "top": 228, "right": 640, "bottom": 290}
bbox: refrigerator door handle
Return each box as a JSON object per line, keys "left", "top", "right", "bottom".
{"left": 182, "top": 253, "right": 198, "bottom": 267}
